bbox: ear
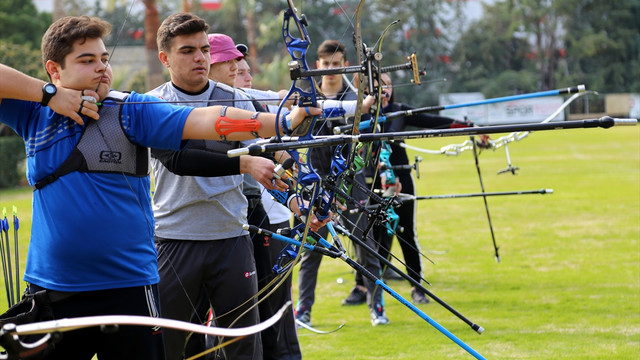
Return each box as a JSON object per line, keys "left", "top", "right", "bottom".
{"left": 344, "top": 60, "right": 349, "bottom": 67}
{"left": 158, "top": 51, "right": 170, "bottom": 68}
{"left": 44, "top": 60, "right": 61, "bottom": 81}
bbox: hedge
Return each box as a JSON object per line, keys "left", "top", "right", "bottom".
{"left": 0, "top": 135, "right": 26, "bottom": 189}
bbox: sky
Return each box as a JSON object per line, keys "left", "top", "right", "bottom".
{"left": 33, "top": 0, "right": 56, "bottom": 12}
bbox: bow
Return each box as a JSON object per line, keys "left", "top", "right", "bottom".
{"left": 276, "top": 0, "right": 324, "bottom": 228}
{"left": 253, "top": 1, "right": 490, "bottom": 352}
{"left": 0, "top": 302, "right": 291, "bottom": 360}
{"left": 270, "top": 0, "right": 374, "bottom": 240}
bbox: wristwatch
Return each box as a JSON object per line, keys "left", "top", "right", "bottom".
{"left": 40, "top": 83, "right": 57, "bottom": 107}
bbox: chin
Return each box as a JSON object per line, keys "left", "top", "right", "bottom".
{"left": 97, "top": 87, "right": 111, "bottom": 100}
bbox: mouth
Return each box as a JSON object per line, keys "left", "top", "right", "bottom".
{"left": 95, "top": 76, "right": 111, "bottom": 84}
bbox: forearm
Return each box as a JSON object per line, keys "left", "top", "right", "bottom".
{"left": 151, "top": 147, "right": 240, "bottom": 176}
{"left": 0, "top": 64, "right": 99, "bottom": 124}
{"left": 405, "top": 112, "right": 459, "bottom": 129}
{"left": 0, "top": 64, "right": 45, "bottom": 104}
{"left": 319, "top": 95, "right": 375, "bottom": 118}
{"left": 184, "top": 106, "right": 279, "bottom": 140}
{"left": 184, "top": 105, "right": 320, "bottom": 141}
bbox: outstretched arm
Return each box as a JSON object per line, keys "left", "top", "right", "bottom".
{"left": 183, "top": 105, "right": 321, "bottom": 141}
{"left": 0, "top": 63, "right": 100, "bottom": 125}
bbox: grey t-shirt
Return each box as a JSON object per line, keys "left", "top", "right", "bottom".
{"left": 148, "top": 80, "right": 255, "bottom": 240}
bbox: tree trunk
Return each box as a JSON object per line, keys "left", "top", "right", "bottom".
{"left": 246, "top": 2, "right": 259, "bottom": 74}
{"left": 143, "top": 0, "right": 164, "bottom": 91}
{"left": 53, "top": 0, "right": 65, "bottom": 21}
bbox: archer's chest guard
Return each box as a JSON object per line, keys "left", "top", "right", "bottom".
{"left": 33, "top": 91, "right": 150, "bottom": 190}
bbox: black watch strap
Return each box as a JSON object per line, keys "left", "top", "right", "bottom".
{"left": 41, "top": 83, "right": 57, "bottom": 107}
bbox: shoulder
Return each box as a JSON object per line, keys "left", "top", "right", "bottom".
{"left": 105, "top": 90, "right": 130, "bottom": 101}
{"left": 339, "top": 84, "right": 358, "bottom": 101}
{"left": 125, "top": 91, "right": 163, "bottom": 104}
{"left": 394, "top": 102, "right": 413, "bottom": 111}
{"left": 0, "top": 98, "right": 42, "bottom": 133}
{"left": 213, "top": 82, "right": 235, "bottom": 94}
{"left": 146, "top": 82, "right": 174, "bottom": 99}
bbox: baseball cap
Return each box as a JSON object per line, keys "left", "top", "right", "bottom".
{"left": 236, "top": 43, "right": 248, "bottom": 56}
{"left": 208, "top": 33, "right": 244, "bottom": 64}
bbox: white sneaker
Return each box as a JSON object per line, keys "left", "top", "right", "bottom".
{"left": 370, "top": 303, "right": 389, "bottom": 326}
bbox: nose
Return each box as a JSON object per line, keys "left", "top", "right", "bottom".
{"left": 96, "top": 62, "right": 107, "bottom": 73}
{"left": 195, "top": 51, "right": 207, "bottom": 63}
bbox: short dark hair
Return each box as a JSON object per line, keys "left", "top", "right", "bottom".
{"left": 317, "top": 39, "right": 346, "bottom": 60}
{"left": 156, "top": 13, "right": 209, "bottom": 52}
{"left": 41, "top": 16, "right": 111, "bottom": 75}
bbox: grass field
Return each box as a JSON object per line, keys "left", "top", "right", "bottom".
{"left": 0, "top": 125, "right": 638, "bottom": 359}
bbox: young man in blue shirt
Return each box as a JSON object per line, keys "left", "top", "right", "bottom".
{"left": 0, "top": 15, "right": 317, "bottom": 360}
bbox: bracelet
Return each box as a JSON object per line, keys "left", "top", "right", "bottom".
{"left": 280, "top": 111, "right": 293, "bottom": 135}
{"left": 250, "top": 112, "right": 261, "bottom": 138}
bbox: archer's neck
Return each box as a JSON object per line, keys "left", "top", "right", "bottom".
{"left": 320, "top": 81, "right": 344, "bottom": 100}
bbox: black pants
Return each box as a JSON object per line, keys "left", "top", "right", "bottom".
{"left": 248, "top": 201, "right": 302, "bottom": 360}
{"left": 298, "top": 171, "right": 383, "bottom": 310}
{"left": 357, "top": 172, "right": 423, "bottom": 286}
{"left": 25, "top": 284, "right": 165, "bottom": 360}
{"left": 156, "top": 236, "right": 261, "bottom": 360}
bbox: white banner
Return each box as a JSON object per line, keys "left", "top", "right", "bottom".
{"left": 439, "top": 93, "right": 565, "bottom": 125}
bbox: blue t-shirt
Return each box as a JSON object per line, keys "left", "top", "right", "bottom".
{"left": 0, "top": 91, "right": 192, "bottom": 291}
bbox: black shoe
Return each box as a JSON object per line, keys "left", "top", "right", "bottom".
{"left": 411, "top": 288, "right": 430, "bottom": 304}
{"left": 341, "top": 286, "right": 366, "bottom": 305}
{"left": 382, "top": 267, "right": 404, "bottom": 281}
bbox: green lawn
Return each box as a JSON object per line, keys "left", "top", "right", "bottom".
{"left": 0, "top": 125, "right": 638, "bottom": 359}
{"left": 291, "top": 125, "right": 639, "bottom": 359}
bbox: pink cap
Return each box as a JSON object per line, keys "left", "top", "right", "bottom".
{"left": 208, "top": 33, "right": 244, "bottom": 64}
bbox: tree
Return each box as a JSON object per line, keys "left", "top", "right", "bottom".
{"left": 0, "top": 0, "right": 51, "bottom": 48}
{"left": 445, "top": 0, "right": 640, "bottom": 97}
{"left": 447, "top": 1, "right": 537, "bottom": 97}
{"left": 513, "top": 0, "right": 565, "bottom": 90}
{"left": 364, "top": 0, "right": 453, "bottom": 105}
{"left": 142, "top": 0, "right": 165, "bottom": 90}
{"left": 558, "top": 0, "right": 640, "bottom": 93}
{"left": 192, "top": 0, "right": 285, "bottom": 84}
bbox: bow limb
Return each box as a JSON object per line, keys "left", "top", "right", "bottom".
{"left": 295, "top": 318, "right": 345, "bottom": 334}
{"left": 0, "top": 303, "right": 291, "bottom": 360}
{"left": 350, "top": 0, "right": 367, "bottom": 136}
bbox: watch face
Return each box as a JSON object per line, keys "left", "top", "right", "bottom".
{"left": 44, "top": 83, "right": 56, "bottom": 95}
